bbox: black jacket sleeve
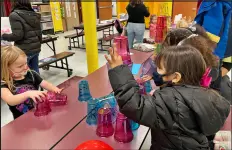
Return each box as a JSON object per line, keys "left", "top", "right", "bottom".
{"left": 142, "top": 4, "right": 150, "bottom": 17}
{"left": 2, "top": 12, "right": 24, "bottom": 42}
{"left": 108, "top": 65, "right": 158, "bottom": 128}
{"left": 192, "top": 89, "right": 230, "bottom": 136}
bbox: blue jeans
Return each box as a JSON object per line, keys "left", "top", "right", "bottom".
{"left": 126, "top": 22, "right": 145, "bottom": 49}
{"left": 27, "top": 53, "right": 40, "bottom": 73}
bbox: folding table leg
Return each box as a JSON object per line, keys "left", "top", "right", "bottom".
{"left": 82, "top": 36, "right": 84, "bottom": 45}
{"left": 73, "top": 38, "right": 76, "bottom": 48}
{"left": 65, "top": 58, "right": 71, "bottom": 77}
{"left": 77, "top": 37, "right": 80, "bottom": 48}
{"left": 68, "top": 38, "right": 72, "bottom": 50}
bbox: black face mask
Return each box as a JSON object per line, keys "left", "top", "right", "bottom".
{"left": 153, "top": 71, "right": 169, "bottom": 86}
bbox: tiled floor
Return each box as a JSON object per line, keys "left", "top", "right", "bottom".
{"left": 1, "top": 28, "right": 231, "bottom": 149}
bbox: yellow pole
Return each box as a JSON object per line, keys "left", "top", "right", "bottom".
{"left": 81, "top": 1, "right": 99, "bottom": 74}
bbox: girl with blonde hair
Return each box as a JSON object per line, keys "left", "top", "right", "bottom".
{"left": 1, "top": 46, "right": 62, "bottom": 119}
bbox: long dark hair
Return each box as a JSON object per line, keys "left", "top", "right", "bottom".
{"left": 11, "top": 0, "right": 34, "bottom": 12}
{"left": 155, "top": 46, "right": 207, "bottom": 86}
{"left": 130, "top": 0, "right": 143, "bottom": 7}
{"left": 162, "top": 28, "right": 192, "bottom": 48}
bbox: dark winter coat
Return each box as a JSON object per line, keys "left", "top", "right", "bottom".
{"left": 2, "top": 9, "right": 42, "bottom": 55}
{"left": 108, "top": 65, "right": 230, "bottom": 150}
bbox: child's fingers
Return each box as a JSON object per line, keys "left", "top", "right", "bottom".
{"left": 112, "top": 44, "right": 119, "bottom": 56}
{"left": 31, "top": 97, "right": 37, "bottom": 104}
{"left": 35, "top": 95, "right": 43, "bottom": 102}
{"left": 42, "top": 91, "right": 47, "bottom": 96}
{"left": 59, "top": 88, "right": 64, "bottom": 93}
{"left": 39, "top": 92, "right": 46, "bottom": 98}
{"left": 105, "top": 54, "right": 111, "bottom": 63}
{"left": 108, "top": 47, "right": 114, "bottom": 56}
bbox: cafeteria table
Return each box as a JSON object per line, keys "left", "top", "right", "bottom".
{"left": 53, "top": 118, "right": 150, "bottom": 150}
{"left": 1, "top": 50, "right": 153, "bottom": 150}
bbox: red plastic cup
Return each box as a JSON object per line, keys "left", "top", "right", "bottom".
{"left": 155, "top": 26, "right": 164, "bottom": 43}
{"left": 157, "top": 16, "right": 167, "bottom": 28}
{"left": 114, "top": 112, "right": 133, "bottom": 143}
{"left": 47, "top": 91, "right": 67, "bottom": 106}
{"left": 96, "top": 108, "right": 114, "bottom": 137}
{"left": 34, "top": 97, "right": 51, "bottom": 117}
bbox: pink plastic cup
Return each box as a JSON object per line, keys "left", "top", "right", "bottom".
{"left": 47, "top": 91, "right": 67, "bottom": 106}
{"left": 114, "top": 36, "right": 132, "bottom": 66}
{"left": 96, "top": 108, "right": 114, "bottom": 137}
{"left": 34, "top": 97, "right": 51, "bottom": 117}
{"left": 114, "top": 112, "right": 133, "bottom": 143}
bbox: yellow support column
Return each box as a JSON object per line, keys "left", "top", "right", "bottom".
{"left": 81, "top": 1, "right": 99, "bottom": 74}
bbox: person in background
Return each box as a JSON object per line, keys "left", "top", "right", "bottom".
{"left": 143, "top": 24, "right": 231, "bottom": 150}
{"left": 221, "top": 16, "right": 232, "bottom": 77}
{"left": 142, "top": 25, "right": 215, "bottom": 84}
{"left": 126, "top": 0, "right": 150, "bottom": 49}
{"left": 1, "top": 46, "right": 62, "bottom": 119}
{"left": 1, "top": 0, "right": 42, "bottom": 73}
{"left": 105, "top": 45, "right": 230, "bottom": 150}
{"left": 149, "top": 14, "right": 157, "bottom": 40}
{"left": 195, "top": 0, "right": 232, "bottom": 91}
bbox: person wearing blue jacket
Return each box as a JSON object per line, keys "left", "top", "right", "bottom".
{"left": 195, "top": 2, "right": 231, "bottom": 149}
{"left": 195, "top": 0, "right": 231, "bottom": 59}
{"left": 195, "top": 0, "right": 232, "bottom": 92}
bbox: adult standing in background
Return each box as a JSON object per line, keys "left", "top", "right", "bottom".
{"left": 195, "top": 1, "right": 231, "bottom": 149}
{"left": 195, "top": 0, "right": 231, "bottom": 91}
{"left": 126, "top": 0, "right": 150, "bottom": 49}
{"left": 1, "top": 0, "right": 42, "bottom": 73}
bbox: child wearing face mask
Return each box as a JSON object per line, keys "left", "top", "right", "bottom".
{"left": 105, "top": 45, "right": 230, "bottom": 150}
{"left": 142, "top": 24, "right": 219, "bottom": 87}
{"left": 1, "top": 46, "right": 62, "bottom": 119}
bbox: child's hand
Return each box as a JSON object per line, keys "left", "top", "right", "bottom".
{"left": 151, "top": 54, "right": 157, "bottom": 60}
{"left": 141, "top": 75, "right": 153, "bottom": 82}
{"left": 26, "top": 91, "right": 47, "bottom": 103}
{"left": 105, "top": 44, "right": 123, "bottom": 69}
{"left": 53, "top": 87, "right": 63, "bottom": 94}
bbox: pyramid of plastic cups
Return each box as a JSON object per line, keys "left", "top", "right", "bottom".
{"left": 114, "top": 112, "right": 133, "bottom": 143}
{"left": 95, "top": 93, "right": 118, "bottom": 123}
{"left": 78, "top": 80, "right": 93, "bottom": 102}
{"left": 96, "top": 108, "right": 115, "bottom": 137}
{"left": 47, "top": 91, "right": 67, "bottom": 106}
{"left": 86, "top": 99, "right": 99, "bottom": 125}
{"left": 34, "top": 96, "right": 51, "bottom": 117}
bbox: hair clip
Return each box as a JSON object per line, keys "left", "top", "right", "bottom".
{"left": 200, "top": 67, "right": 212, "bottom": 88}
{"left": 187, "top": 34, "right": 198, "bottom": 39}
{"left": 177, "top": 34, "right": 198, "bottom": 46}
{"left": 188, "top": 21, "right": 197, "bottom": 32}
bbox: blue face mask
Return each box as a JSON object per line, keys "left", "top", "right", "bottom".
{"left": 153, "top": 71, "right": 169, "bottom": 86}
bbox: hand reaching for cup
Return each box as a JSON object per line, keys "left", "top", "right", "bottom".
{"left": 105, "top": 44, "right": 123, "bottom": 69}
{"left": 141, "top": 75, "right": 153, "bottom": 82}
{"left": 53, "top": 87, "right": 63, "bottom": 94}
